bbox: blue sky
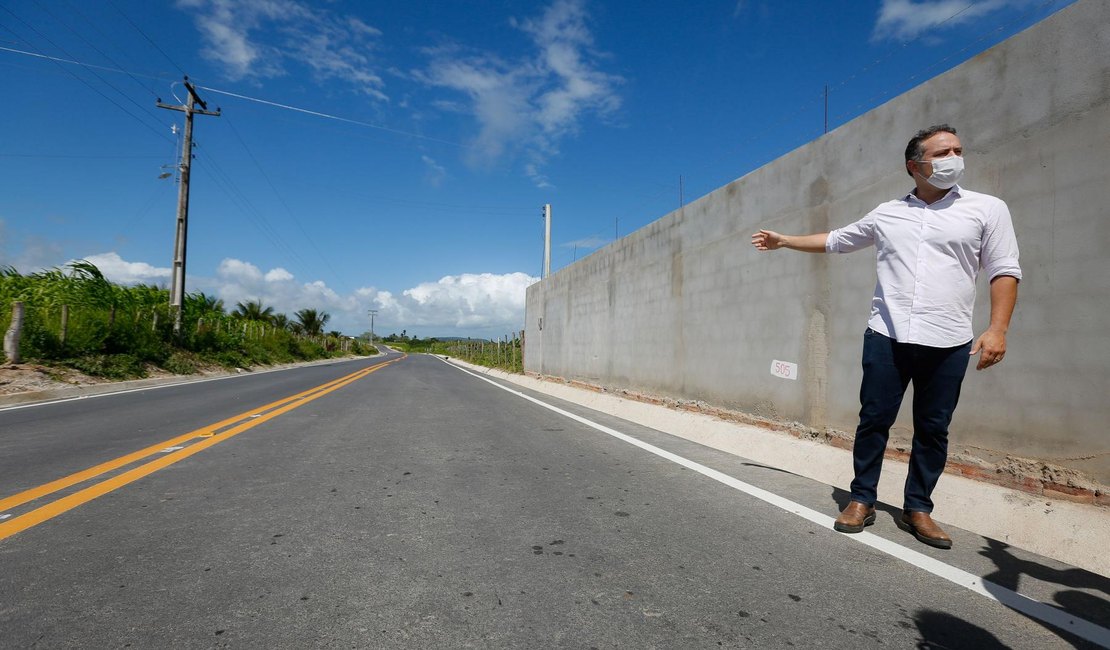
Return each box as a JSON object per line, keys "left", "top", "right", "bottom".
{"left": 0, "top": 0, "right": 1073, "bottom": 338}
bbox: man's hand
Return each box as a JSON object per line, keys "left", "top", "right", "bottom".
{"left": 971, "top": 329, "right": 1006, "bottom": 371}
{"left": 973, "top": 276, "right": 1018, "bottom": 371}
{"left": 751, "top": 230, "right": 785, "bottom": 251}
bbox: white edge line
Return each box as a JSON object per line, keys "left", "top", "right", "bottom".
{"left": 0, "top": 355, "right": 392, "bottom": 413}
{"left": 440, "top": 358, "right": 1110, "bottom": 647}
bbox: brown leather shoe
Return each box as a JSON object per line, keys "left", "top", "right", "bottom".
{"left": 899, "top": 511, "right": 953, "bottom": 549}
{"left": 834, "top": 501, "right": 876, "bottom": 533}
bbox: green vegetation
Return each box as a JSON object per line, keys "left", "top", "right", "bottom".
{"left": 382, "top": 332, "right": 523, "bottom": 374}
{"left": 0, "top": 261, "right": 376, "bottom": 380}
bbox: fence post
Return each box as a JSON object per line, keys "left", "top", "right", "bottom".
{"left": 4, "top": 301, "right": 24, "bottom": 364}
{"left": 151, "top": 310, "right": 158, "bottom": 332}
{"left": 60, "top": 304, "right": 70, "bottom": 347}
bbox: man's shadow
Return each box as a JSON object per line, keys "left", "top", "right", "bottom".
{"left": 830, "top": 487, "right": 1110, "bottom": 647}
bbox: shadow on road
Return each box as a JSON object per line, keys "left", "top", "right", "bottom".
{"left": 914, "top": 609, "right": 1008, "bottom": 649}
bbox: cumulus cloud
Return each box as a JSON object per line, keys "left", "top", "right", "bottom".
{"left": 265, "top": 267, "right": 294, "bottom": 282}
{"left": 873, "top": 0, "right": 1033, "bottom": 41}
{"left": 190, "top": 257, "right": 536, "bottom": 336}
{"left": 377, "top": 272, "right": 537, "bottom": 331}
{"left": 415, "top": 0, "right": 622, "bottom": 184}
{"left": 177, "top": 0, "right": 387, "bottom": 99}
{"left": 79, "top": 252, "right": 171, "bottom": 285}
{"left": 50, "top": 249, "right": 535, "bottom": 336}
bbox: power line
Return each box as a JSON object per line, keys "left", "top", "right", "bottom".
{"left": 194, "top": 85, "right": 469, "bottom": 149}
{"left": 106, "top": 0, "right": 187, "bottom": 78}
{"left": 54, "top": 0, "right": 164, "bottom": 99}
{"left": 222, "top": 115, "right": 349, "bottom": 293}
{"left": 0, "top": 8, "right": 173, "bottom": 145}
{"left": 0, "top": 43, "right": 468, "bottom": 150}
{"left": 0, "top": 45, "right": 167, "bottom": 81}
{"left": 192, "top": 143, "right": 318, "bottom": 282}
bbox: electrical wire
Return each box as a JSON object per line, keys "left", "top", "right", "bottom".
{"left": 222, "top": 115, "right": 349, "bottom": 293}
{"left": 193, "top": 85, "right": 469, "bottom": 149}
{"left": 106, "top": 0, "right": 187, "bottom": 78}
{"left": 54, "top": 0, "right": 164, "bottom": 99}
{"left": 190, "top": 142, "right": 318, "bottom": 282}
{"left": 0, "top": 7, "right": 173, "bottom": 145}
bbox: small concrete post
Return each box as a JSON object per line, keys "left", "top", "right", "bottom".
{"left": 5, "top": 301, "right": 24, "bottom": 364}
{"left": 60, "top": 304, "right": 69, "bottom": 347}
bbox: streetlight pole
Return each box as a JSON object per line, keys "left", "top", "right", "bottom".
{"left": 368, "top": 309, "right": 377, "bottom": 348}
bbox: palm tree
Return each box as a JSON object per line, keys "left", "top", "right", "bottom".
{"left": 271, "top": 313, "right": 290, "bottom": 331}
{"left": 234, "top": 299, "right": 274, "bottom": 322}
{"left": 295, "top": 308, "right": 329, "bottom": 336}
{"left": 188, "top": 292, "right": 224, "bottom": 315}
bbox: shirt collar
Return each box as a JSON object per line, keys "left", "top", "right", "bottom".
{"left": 904, "top": 184, "right": 963, "bottom": 205}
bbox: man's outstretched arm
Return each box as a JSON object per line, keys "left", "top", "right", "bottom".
{"left": 751, "top": 229, "right": 829, "bottom": 253}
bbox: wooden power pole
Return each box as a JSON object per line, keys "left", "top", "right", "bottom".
{"left": 157, "top": 77, "right": 220, "bottom": 336}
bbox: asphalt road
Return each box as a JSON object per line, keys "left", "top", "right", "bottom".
{"left": 1, "top": 352, "right": 1106, "bottom": 648}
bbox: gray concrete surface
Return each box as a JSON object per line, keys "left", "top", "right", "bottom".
{"left": 456, "top": 359, "right": 1109, "bottom": 578}
{"left": 2, "top": 354, "right": 1106, "bottom": 647}
{"left": 524, "top": 0, "right": 1110, "bottom": 488}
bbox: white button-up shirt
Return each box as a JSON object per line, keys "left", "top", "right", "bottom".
{"left": 826, "top": 185, "right": 1022, "bottom": 347}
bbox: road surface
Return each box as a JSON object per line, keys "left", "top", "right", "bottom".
{"left": 1, "top": 352, "right": 1107, "bottom": 648}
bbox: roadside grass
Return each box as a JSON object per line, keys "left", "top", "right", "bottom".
{"left": 2, "top": 262, "right": 376, "bottom": 380}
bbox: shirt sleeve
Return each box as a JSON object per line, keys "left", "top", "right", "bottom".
{"left": 825, "top": 212, "right": 876, "bottom": 254}
{"left": 981, "top": 199, "right": 1022, "bottom": 281}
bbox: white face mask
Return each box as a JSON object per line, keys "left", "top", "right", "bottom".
{"left": 917, "top": 155, "right": 964, "bottom": 189}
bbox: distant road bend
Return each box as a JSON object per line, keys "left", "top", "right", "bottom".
{"left": 1, "top": 352, "right": 1107, "bottom": 648}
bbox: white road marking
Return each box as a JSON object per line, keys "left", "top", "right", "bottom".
{"left": 0, "top": 514, "right": 11, "bottom": 521}
{"left": 160, "top": 446, "right": 185, "bottom": 453}
{"left": 442, "top": 358, "right": 1110, "bottom": 647}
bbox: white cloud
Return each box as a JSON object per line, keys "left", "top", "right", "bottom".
{"left": 562, "top": 235, "right": 608, "bottom": 250}
{"left": 383, "top": 272, "right": 537, "bottom": 331}
{"left": 416, "top": 0, "right": 622, "bottom": 184}
{"left": 79, "top": 252, "right": 171, "bottom": 285}
{"left": 217, "top": 257, "right": 264, "bottom": 283}
{"left": 265, "top": 267, "right": 294, "bottom": 282}
{"left": 177, "top": 0, "right": 387, "bottom": 99}
{"left": 197, "top": 257, "right": 536, "bottom": 336}
{"left": 422, "top": 155, "right": 447, "bottom": 187}
{"left": 873, "top": 0, "right": 1031, "bottom": 41}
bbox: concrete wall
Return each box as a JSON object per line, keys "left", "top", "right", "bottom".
{"left": 524, "top": 0, "right": 1110, "bottom": 486}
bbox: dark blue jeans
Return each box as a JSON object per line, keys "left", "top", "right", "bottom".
{"left": 850, "top": 328, "right": 972, "bottom": 512}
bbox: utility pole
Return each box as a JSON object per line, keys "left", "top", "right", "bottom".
{"left": 368, "top": 309, "right": 378, "bottom": 347}
{"left": 542, "top": 204, "right": 551, "bottom": 278}
{"left": 824, "top": 84, "right": 829, "bottom": 134}
{"left": 157, "top": 77, "right": 220, "bottom": 337}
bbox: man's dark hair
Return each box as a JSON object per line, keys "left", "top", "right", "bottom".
{"left": 905, "top": 124, "right": 957, "bottom": 176}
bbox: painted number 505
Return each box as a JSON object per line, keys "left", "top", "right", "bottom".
{"left": 770, "top": 360, "right": 798, "bottom": 381}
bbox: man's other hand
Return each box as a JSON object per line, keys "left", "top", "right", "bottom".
{"left": 752, "top": 230, "right": 784, "bottom": 251}
{"left": 971, "top": 329, "right": 1007, "bottom": 371}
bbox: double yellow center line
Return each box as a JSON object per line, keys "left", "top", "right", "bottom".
{"left": 0, "top": 356, "right": 403, "bottom": 542}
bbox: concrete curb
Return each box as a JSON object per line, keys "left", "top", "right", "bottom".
{"left": 443, "top": 357, "right": 1109, "bottom": 577}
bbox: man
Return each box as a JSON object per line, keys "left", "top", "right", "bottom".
{"left": 751, "top": 125, "right": 1020, "bottom": 549}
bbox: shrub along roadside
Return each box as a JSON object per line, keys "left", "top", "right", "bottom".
{"left": 1, "top": 262, "right": 376, "bottom": 380}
